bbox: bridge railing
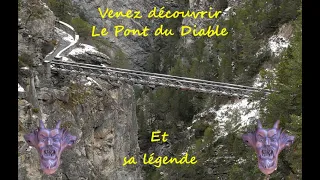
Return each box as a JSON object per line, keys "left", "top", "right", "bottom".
{"left": 51, "top": 60, "right": 275, "bottom": 94}
{"left": 50, "top": 60, "right": 274, "bottom": 97}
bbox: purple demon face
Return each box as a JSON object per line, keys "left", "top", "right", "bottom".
{"left": 24, "top": 120, "right": 77, "bottom": 175}
{"left": 242, "top": 120, "right": 294, "bottom": 175}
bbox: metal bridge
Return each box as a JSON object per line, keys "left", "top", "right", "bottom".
{"left": 43, "top": 20, "right": 275, "bottom": 98}
{"left": 44, "top": 59, "right": 273, "bottom": 98}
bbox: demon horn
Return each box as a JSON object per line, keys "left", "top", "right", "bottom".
{"left": 55, "top": 120, "right": 61, "bottom": 129}
{"left": 257, "top": 120, "right": 262, "bottom": 129}
{"left": 39, "top": 120, "right": 45, "bottom": 129}
{"left": 273, "top": 120, "right": 280, "bottom": 129}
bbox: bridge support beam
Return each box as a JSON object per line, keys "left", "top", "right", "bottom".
{"left": 43, "top": 60, "right": 51, "bottom": 79}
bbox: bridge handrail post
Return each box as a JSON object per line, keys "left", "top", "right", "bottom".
{"left": 43, "top": 60, "right": 51, "bottom": 79}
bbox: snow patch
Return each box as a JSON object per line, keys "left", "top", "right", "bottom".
{"left": 224, "top": 7, "right": 232, "bottom": 12}
{"left": 268, "top": 35, "right": 289, "bottom": 56}
{"left": 84, "top": 77, "right": 102, "bottom": 90}
{"left": 20, "top": 67, "right": 29, "bottom": 70}
{"left": 55, "top": 27, "right": 74, "bottom": 43}
{"left": 221, "top": 7, "right": 232, "bottom": 20}
{"left": 62, "top": 34, "right": 74, "bottom": 43}
{"left": 62, "top": 57, "right": 70, "bottom": 61}
{"left": 253, "top": 75, "right": 265, "bottom": 88}
{"left": 26, "top": 146, "right": 33, "bottom": 152}
{"left": 69, "top": 44, "right": 100, "bottom": 56}
{"left": 192, "top": 98, "right": 260, "bottom": 138}
{"left": 253, "top": 68, "right": 277, "bottom": 88}
{"left": 18, "top": 84, "right": 25, "bottom": 92}
{"left": 215, "top": 99, "right": 259, "bottom": 136}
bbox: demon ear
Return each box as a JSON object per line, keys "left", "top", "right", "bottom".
{"left": 257, "top": 120, "right": 262, "bottom": 129}
{"left": 55, "top": 120, "right": 61, "bottom": 129}
{"left": 242, "top": 132, "right": 255, "bottom": 148}
{"left": 273, "top": 120, "right": 280, "bottom": 129}
{"left": 61, "top": 130, "right": 77, "bottom": 149}
{"left": 39, "top": 120, "right": 45, "bottom": 129}
{"left": 279, "top": 131, "right": 295, "bottom": 151}
{"left": 24, "top": 130, "right": 38, "bottom": 147}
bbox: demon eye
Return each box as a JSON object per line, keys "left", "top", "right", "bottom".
{"left": 69, "top": 140, "right": 75, "bottom": 145}
{"left": 39, "top": 136, "right": 47, "bottom": 142}
{"left": 257, "top": 135, "right": 265, "bottom": 142}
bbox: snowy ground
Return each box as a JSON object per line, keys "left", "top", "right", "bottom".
{"left": 215, "top": 99, "right": 259, "bottom": 135}
{"left": 69, "top": 44, "right": 101, "bottom": 56}
{"left": 268, "top": 35, "right": 289, "bottom": 57}
{"left": 55, "top": 27, "right": 74, "bottom": 43}
{"left": 191, "top": 98, "right": 260, "bottom": 138}
{"left": 253, "top": 68, "right": 277, "bottom": 88}
{"left": 61, "top": 57, "right": 72, "bottom": 62}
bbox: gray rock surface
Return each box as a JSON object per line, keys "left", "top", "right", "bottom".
{"left": 18, "top": 77, "right": 142, "bottom": 180}
{"left": 70, "top": 0, "right": 187, "bottom": 70}
{"left": 18, "top": 1, "right": 142, "bottom": 179}
{"left": 68, "top": 44, "right": 111, "bottom": 65}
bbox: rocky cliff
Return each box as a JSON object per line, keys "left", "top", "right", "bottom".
{"left": 18, "top": 1, "right": 142, "bottom": 179}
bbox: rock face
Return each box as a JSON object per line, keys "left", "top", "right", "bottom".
{"left": 18, "top": 78, "right": 142, "bottom": 180}
{"left": 18, "top": 1, "right": 142, "bottom": 179}
{"left": 70, "top": 0, "right": 188, "bottom": 70}
{"left": 68, "top": 43, "right": 112, "bottom": 65}
{"left": 69, "top": 0, "right": 240, "bottom": 71}
{"left": 18, "top": 0, "right": 56, "bottom": 88}
{"left": 18, "top": 0, "right": 56, "bottom": 64}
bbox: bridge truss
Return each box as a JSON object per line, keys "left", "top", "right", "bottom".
{"left": 45, "top": 60, "right": 275, "bottom": 98}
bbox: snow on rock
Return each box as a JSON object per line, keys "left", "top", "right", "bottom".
{"left": 69, "top": 44, "right": 101, "bottom": 56}
{"left": 68, "top": 43, "right": 111, "bottom": 65}
{"left": 224, "top": 7, "right": 232, "bottom": 12}
{"left": 214, "top": 99, "right": 260, "bottom": 136}
{"left": 20, "top": 67, "right": 29, "bottom": 70}
{"left": 39, "top": 0, "right": 53, "bottom": 13}
{"left": 55, "top": 27, "right": 74, "bottom": 43}
{"left": 18, "top": 84, "right": 25, "bottom": 92}
{"left": 253, "top": 75, "right": 265, "bottom": 88}
{"left": 84, "top": 80, "right": 92, "bottom": 86}
{"left": 221, "top": 7, "right": 237, "bottom": 20}
{"left": 268, "top": 35, "right": 289, "bottom": 56}
{"left": 253, "top": 68, "right": 277, "bottom": 88}
{"left": 84, "top": 77, "right": 103, "bottom": 90}
{"left": 61, "top": 57, "right": 73, "bottom": 62}
{"left": 192, "top": 98, "right": 260, "bottom": 138}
